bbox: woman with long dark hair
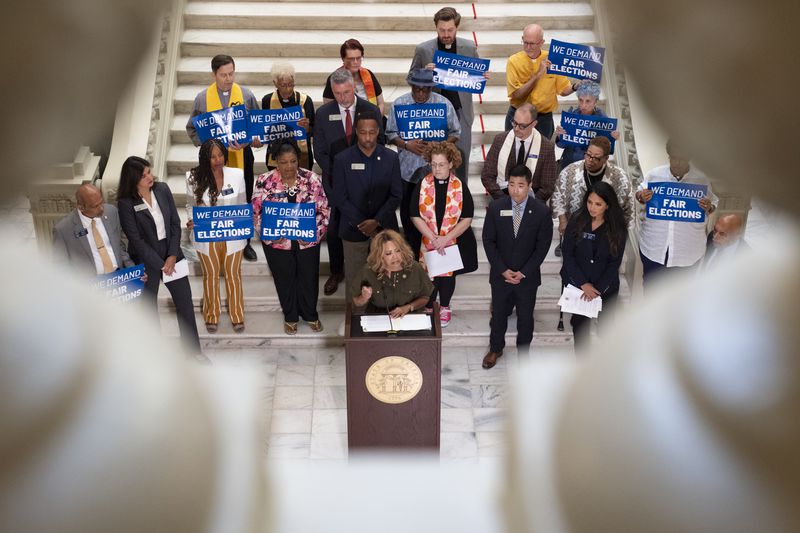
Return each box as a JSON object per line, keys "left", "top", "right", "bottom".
{"left": 117, "top": 156, "right": 201, "bottom": 352}
{"left": 251, "top": 140, "right": 329, "bottom": 335}
{"left": 560, "top": 180, "right": 628, "bottom": 349}
{"left": 185, "top": 139, "right": 247, "bottom": 333}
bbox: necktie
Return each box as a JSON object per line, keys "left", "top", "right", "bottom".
{"left": 91, "top": 218, "right": 115, "bottom": 273}
{"left": 517, "top": 140, "right": 526, "bottom": 167}
{"left": 513, "top": 204, "right": 522, "bottom": 238}
{"left": 345, "top": 108, "right": 353, "bottom": 144}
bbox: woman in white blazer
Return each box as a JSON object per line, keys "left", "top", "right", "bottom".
{"left": 186, "top": 139, "right": 247, "bottom": 333}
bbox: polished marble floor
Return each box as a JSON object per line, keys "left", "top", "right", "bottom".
{"left": 205, "top": 344, "right": 570, "bottom": 462}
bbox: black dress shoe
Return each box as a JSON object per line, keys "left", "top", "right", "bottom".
{"left": 324, "top": 272, "right": 344, "bottom": 296}
{"left": 482, "top": 350, "right": 504, "bottom": 369}
{"left": 243, "top": 242, "right": 257, "bottom": 262}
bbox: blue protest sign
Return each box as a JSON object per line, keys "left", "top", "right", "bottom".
{"left": 193, "top": 204, "right": 254, "bottom": 242}
{"left": 92, "top": 264, "right": 146, "bottom": 303}
{"left": 191, "top": 104, "right": 249, "bottom": 147}
{"left": 559, "top": 111, "right": 618, "bottom": 153}
{"left": 547, "top": 39, "right": 605, "bottom": 82}
{"left": 261, "top": 201, "right": 317, "bottom": 241}
{"left": 433, "top": 51, "right": 490, "bottom": 94}
{"left": 393, "top": 103, "right": 448, "bottom": 141}
{"left": 645, "top": 182, "right": 708, "bottom": 223}
{"left": 247, "top": 106, "right": 308, "bottom": 144}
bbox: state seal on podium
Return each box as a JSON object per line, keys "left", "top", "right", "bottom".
{"left": 365, "top": 356, "right": 423, "bottom": 404}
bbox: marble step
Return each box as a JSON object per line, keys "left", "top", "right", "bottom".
{"left": 156, "top": 266, "right": 589, "bottom": 311}
{"left": 203, "top": 0, "right": 587, "bottom": 3}
{"left": 183, "top": 2, "right": 594, "bottom": 31}
{"left": 159, "top": 307, "right": 578, "bottom": 348}
{"left": 166, "top": 171, "right": 499, "bottom": 211}
{"left": 173, "top": 83, "right": 607, "bottom": 115}
{"left": 164, "top": 143, "right": 571, "bottom": 184}
{"left": 176, "top": 56, "right": 512, "bottom": 87}
{"left": 180, "top": 28, "right": 598, "bottom": 58}
{"left": 170, "top": 112, "right": 559, "bottom": 145}
{"left": 172, "top": 221, "right": 566, "bottom": 274}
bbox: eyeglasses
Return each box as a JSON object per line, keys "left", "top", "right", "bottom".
{"left": 584, "top": 152, "right": 606, "bottom": 162}
{"left": 430, "top": 162, "right": 450, "bottom": 169}
{"left": 522, "top": 39, "right": 543, "bottom": 47}
{"left": 344, "top": 56, "right": 363, "bottom": 63}
{"left": 511, "top": 120, "right": 534, "bottom": 129}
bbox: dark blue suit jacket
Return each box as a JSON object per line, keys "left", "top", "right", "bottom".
{"left": 312, "top": 96, "right": 385, "bottom": 196}
{"left": 482, "top": 195, "right": 553, "bottom": 286}
{"left": 118, "top": 181, "right": 185, "bottom": 271}
{"left": 331, "top": 144, "right": 402, "bottom": 242}
{"left": 561, "top": 218, "right": 626, "bottom": 294}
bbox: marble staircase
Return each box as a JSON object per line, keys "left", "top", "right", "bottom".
{"left": 159, "top": 0, "right": 615, "bottom": 348}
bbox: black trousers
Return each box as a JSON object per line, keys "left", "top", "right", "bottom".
{"left": 244, "top": 146, "right": 254, "bottom": 202}
{"left": 570, "top": 289, "right": 618, "bottom": 350}
{"left": 429, "top": 276, "right": 456, "bottom": 308}
{"left": 142, "top": 240, "right": 200, "bottom": 353}
{"left": 489, "top": 278, "right": 538, "bottom": 353}
{"left": 400, "top": 179, "right": 422, "bottom": 259}
{"left": 263, "top": 241, "right": 321, "bottom": 323}
{"left": 326, "top": 207, "right": 344, "bottom": 275}
{"left": 639, "top": 247, "right": 698, "bottom": 292}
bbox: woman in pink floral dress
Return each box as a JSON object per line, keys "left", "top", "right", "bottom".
{"left": 252, "top": 140, "right": 330, "bottom": 335}
{"left": 410, "top": 142, "right": 478, "bottom": 327}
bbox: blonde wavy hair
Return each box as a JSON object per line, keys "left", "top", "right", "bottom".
{"left": 366, "top": 230, "right": 415, "bottom": 278}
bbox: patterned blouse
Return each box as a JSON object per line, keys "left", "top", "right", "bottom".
{"left": 251, "top": 167, "right": 329, "bottom": 250}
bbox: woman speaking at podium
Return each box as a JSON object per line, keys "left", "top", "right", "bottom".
{"left": 353, "top": 230, "right": 433, "bottom": 318}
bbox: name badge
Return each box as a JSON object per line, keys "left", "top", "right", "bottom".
{"left": 134, "top": 203, "right": 148, "bottom": 212}
{"left": 221, "top": 186, "right": 234, "bottom": 196}
{"left": 500, "top": 209, "right": 513, "bottom": 217}
{"left": 329, "top": 114, "right": 342, "bottom": 121}
{"left": 582, "top": 232, "right": 597, "bottom": 241}
{"left": 351, "top": 163, "right": 365, "bottom": 170}
{"left": 74, "top": 228, "right": 88, "bottom": 238}
{"left": 527, "top": 154, "right": 538, "bottom": 159}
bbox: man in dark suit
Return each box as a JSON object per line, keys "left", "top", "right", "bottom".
{"left": 482, "top": 165, "right": 553, "bottom": 369}
{"left": 704, "top": 213, "right": 750, "bottom": 270}
{"left": 480, "top": 103, "right": 558, "bottom": 202}
{"left": 313, "top": 67, "right": 385, "bottom": 296}
{"left": 330, "top": 111, "right": 402, "bottom": 300}
{"left": 410, "top": 6, "right": 482, "bottom": 184}
{"left": 52, "top": 184, "right": 136, "bottom": 277}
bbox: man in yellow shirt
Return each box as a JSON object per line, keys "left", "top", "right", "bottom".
{"left": 506, "top": 24, "right": 578, "bottom": 139}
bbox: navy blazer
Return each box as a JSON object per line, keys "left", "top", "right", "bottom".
{"left": 331, "top": 144, "right": 402, "bottom": 242}
{"left": 482, "top": 195, "right": 553, "bottom": 286}
{"left": 560, "top": 218, "right": 626, "bottom": 294}
{"left": 118, "top": 181, "right": 185, "bottom": 271}
{"left": 312, "top": 96, "right": 385, "bottom": 196}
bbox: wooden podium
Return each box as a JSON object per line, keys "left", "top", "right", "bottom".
{"left": 344, "top": 303, "right": 442, "bottom": 450}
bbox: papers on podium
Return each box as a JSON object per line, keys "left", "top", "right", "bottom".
{"left": 558, "top": 284, "right": 603, "bottom": 318}
{"left": 360, "top": 314, "right": 432, "bottom": 333}
{"left": 423, "top": 245, "right": 463, "bottom": 278}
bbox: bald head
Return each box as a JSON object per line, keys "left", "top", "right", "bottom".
{"left": 76, "top": 184, "right": 104, "bottom": 219}
{"left": 712, "top": 213, "right": 744, "bottom": 248}
{"left": 522, "top": 24, "right": 544, "bottom": 58}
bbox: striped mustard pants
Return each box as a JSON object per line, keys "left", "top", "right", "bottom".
{"left": 198, "top": 241, "right": 244, "bottom": 325}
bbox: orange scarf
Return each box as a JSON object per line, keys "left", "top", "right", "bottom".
{"left": 418, "top": 173, "right": 464, "bottom": 277}
{"left": 359, "top": 68, "right": 378, "bottom": 105}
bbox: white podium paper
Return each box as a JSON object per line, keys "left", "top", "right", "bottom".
{"left": 360, "top": 314, "right": 432, "bottom": 332}
{"left": 423, "top": 245, "right": 463, "bottom": 278}
{"left": 558, "top": 284, "right": 603, "bottom": 318}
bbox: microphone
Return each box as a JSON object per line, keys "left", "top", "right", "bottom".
{"left": 379, "top": 278, "right": 397, "bottom": 335}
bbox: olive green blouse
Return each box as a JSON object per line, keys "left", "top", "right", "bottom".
{"left": 357, "top": 262, "right": 434, "bottom": 310}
